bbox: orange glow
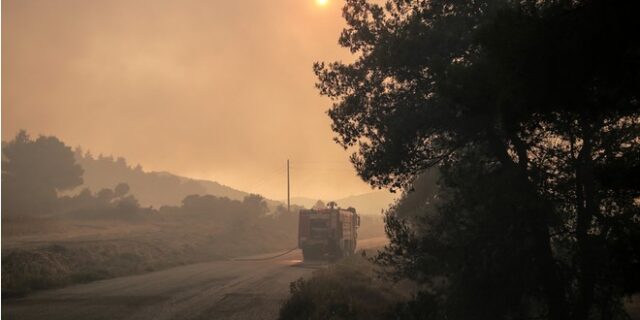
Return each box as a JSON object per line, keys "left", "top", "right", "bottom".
{"left": 316, "top": 0, "right": 329, "bottom": 6}
{"left": 2, "top": 0, "right": 377, "bottom": 200}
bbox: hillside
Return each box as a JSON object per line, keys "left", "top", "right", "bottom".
{"left": 74, "top": 150, "right": 251, "bottom": 207}
{"left": 73, "top": 149, "right": 393, "bottom": 212}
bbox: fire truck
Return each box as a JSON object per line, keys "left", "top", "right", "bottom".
{"left": 298, "top": 206, "right": 360, "bottom": 260}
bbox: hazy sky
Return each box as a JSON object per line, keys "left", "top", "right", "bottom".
{"left": 2, "top": 0, "right": 385, "bottom": 200}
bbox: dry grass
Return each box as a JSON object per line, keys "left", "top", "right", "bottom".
{"left": 2, "top": 216, "right": 296, "bottom": 297}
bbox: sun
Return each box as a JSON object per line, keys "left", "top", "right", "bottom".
{"left": 316, "top": 0, "right": 329, "bottom": 6}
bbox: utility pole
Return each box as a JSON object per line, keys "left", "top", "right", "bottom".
{"left": 287, "top": 159, "right": 290, "bottom": 213}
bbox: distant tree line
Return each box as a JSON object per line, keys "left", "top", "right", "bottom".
{"left": 2, "top": 131, "right": 295, "bottom": 231}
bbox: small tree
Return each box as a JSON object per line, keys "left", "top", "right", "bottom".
{"left": 2, "top": 131, "right": 84, "bottom": 215}
{"left": 312, "top": 200, "right": 326, "bottom": 209}
{"left": 114, "top": 183, "right": 130, "bottom": 198}
{"left": 243, "top": 194, "right": 268, "bottom": 217}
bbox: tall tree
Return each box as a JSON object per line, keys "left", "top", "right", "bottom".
{"left": 316, "top": 0, "right": 640, "bottom": 319}
{"left": 2, "top": 131, "right": 84, "bottom": 215}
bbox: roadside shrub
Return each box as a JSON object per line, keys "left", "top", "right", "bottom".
{"left": 2, "top": 249, "right": 72, "bottom": 297}
{"left": 279, "top": 255, "right": 404, "bottom": 320}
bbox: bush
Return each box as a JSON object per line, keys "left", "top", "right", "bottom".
{"left": 279, "top": 255, "right": 404, "bottom": 320}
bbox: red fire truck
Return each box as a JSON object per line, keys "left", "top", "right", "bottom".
{"left": 298, "top": 206, "right": 360, "bottom": 260}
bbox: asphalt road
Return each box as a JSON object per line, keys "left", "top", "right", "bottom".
{"left": 2, "top": 237, "right": 388, "bottom": 320}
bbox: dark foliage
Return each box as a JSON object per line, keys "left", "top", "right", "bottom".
{"left": 279, "top": 256, "right": 402, "bottom": 320}
{"left": 317, "top": 0, "right": 640, "bottom": 319}
{"left": 160, "top": 193, "right": 284, "bottom": 233}
{"left": 57, "top": 183, "right": 150, "bottom": 220}
{"left": 2, "top": 131, "right": 84, "bottom": 216}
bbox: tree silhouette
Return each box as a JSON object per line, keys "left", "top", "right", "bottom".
{"left": 2, "top": 131, "right": 83, "bottom": 216}
{"left": 114, "top": 183, "right": 130, "bottom": 198}
{"left": 312, "top": 200, "right": 326, "bottom": 209}
{"left": 317, "top": 0, "right": 640, "bottom": 319}
{"left": 243, "top": 194, "right": 268, "bottom": 217}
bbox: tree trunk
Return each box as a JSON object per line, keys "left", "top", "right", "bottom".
{"left": 488, "top": 132, "right": 569, "bottom": 320}
{"left": 573, "top": 119, "right": 599, "bottom": 320}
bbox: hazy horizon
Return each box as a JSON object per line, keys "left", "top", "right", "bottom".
{"left": 1, "top": 0, "right": 383, "bottom": 200}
